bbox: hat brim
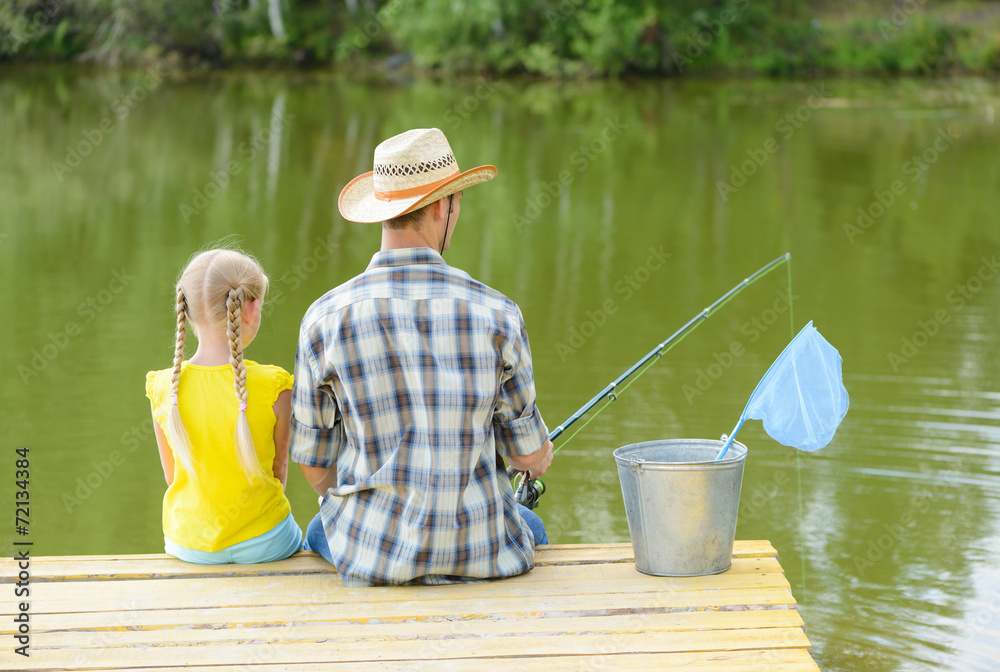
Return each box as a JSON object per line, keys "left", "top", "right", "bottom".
{"left": 338, "top": 165, "right": 497, "bottom": 224}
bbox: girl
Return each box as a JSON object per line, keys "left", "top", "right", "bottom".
{"left": 145, "top": 248, "right": 303, "bottom": 563}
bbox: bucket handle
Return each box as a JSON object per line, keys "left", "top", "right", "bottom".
{"left": 629, "top": 454, "right": 645, "bottom": 473}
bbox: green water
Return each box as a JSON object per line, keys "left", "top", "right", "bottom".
{"left": 2, "top": 66, "right": 1000, "bottom": 671}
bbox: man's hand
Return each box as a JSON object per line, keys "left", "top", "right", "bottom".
{"left": 508, "top": 438, "right": 553, "bottom": 479}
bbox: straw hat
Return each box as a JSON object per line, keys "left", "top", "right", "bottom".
{"left": 338, "top": 128, "right": 497, "bottom": 224}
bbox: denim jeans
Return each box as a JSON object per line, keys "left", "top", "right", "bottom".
{"left": 303, "top": 512, "right": 333, "bottom": 563}
{"left": 517, "top": 503, "right": 548, "bottom": 545}
{"left": 304, "top": 503, "right": 548, "bottom": 566}
{"left": 165, "top": 513, "right": 304, "bottom": 564}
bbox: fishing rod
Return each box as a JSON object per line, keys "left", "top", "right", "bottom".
{"left": 512, "top": 253, "right": 792, "bottom": 509}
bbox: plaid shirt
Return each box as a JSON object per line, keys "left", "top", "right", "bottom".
{"left": 290, "top": 247, "right": 549, "bottom": 586}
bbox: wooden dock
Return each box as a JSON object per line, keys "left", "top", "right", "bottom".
{"left": 3, "top": 541, "right": 819, "bottom": 671}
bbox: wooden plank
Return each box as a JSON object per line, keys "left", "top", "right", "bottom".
{"left": 513, "top": 556, "right": 785, "bottom": 583}
{"left": 3, "top": 541, "right": 818, "bottom": 672}
{"left": 0, "top": 541, "right": 819, "bottom": 672}
{"left": 11, "top": 587, "right": 800, "bottom": 634}
{"left": 19, "top": 627, "right": 814, "bottom": 669}
{"left": 36, "top": 648, "right": 817, "bottom": 672}
{"left": 536, "top": 540, "right": 776, "bottom": 564}
{"left": 9, "top": 568, "right": 793, "bottom": 616}
{"left": 0, "top": 558, "right": 789, "bottom": 615}
{"left": 6, "top": 541, "right": 778, "bottom": 582}
{"left": 30, "top": 609, "right": 807, "bottom": 650}
{"left": 23, "top": 542, "right": 776, "bottom": 565}
{"left": 13, "top": 553, "right": 782, "bottom": 586}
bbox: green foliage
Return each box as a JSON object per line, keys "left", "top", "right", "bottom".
{"left": 1, "top": 0, "right": 998, "bottom": 77}
{"left": 129, "top": 0, "right": 222, "bottom": 58}
{"left": 385, "top": 0, "right": 508, "bottom": 71}
{"left": 1, "top": 1, "right": 86, "bottom": 59}
{"left": 571, "top": 1, "right": 660, "bottom": 76}
{"left": 832, "top": 15, "right": 968, "bottom": 75}
{"left": 218, "top": 2, "right": 274, "bottom": 61}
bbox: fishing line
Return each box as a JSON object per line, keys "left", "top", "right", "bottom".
{"left": 786, "top": 257, "right": 809, "bottom": 608}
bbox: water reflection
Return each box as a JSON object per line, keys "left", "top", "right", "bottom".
{"left": 1, "top": 66, "right": 999, "bottom": 672}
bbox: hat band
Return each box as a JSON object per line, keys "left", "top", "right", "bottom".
{"left": 373, "top": 169, "right": 460, "bottom": 202}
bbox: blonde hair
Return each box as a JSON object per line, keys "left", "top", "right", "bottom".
{"left": 166, "top": 248, "right": 270, "bottom": 486}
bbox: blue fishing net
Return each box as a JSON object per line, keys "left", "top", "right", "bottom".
{"left": 717, "top": 320, "right": 848, "bottom": 459}
{"left": 744, "top": 321, "right": 849, "bottom": 451}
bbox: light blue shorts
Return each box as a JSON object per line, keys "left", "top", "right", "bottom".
{"left": 165, "top": 512, "right": 304, "bottom": 564}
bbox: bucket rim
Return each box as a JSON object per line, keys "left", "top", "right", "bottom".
{"left": 612, "top": 438, "right": 748, "bottom": 468}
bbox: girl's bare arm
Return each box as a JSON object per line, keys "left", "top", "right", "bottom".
{"left": 152, "top": 414, "right": 174, "bottom": 485}
{"left": 272, "top": 389, "right": 293, "bottom": 489}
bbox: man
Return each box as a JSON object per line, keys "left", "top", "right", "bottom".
{"left": 290, "top": 128, "right": 553, "bottom": 587}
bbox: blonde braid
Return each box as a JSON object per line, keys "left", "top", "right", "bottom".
{"left": 228, "top": 287, "right": 267, "bottom": 485}
{"left": 227, "top": 288, "right": 249, "bottom": 405}
{"left": 165, "top": 288, "right": 197, "bottom": 479}
{"left": 171, "top": 289, "right": 187, "bottom": 400}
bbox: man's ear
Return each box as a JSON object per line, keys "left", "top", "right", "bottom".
{"left": 433, "top": 196, "right": 450, "bottom": 222}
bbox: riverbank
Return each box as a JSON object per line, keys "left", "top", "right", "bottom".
{"left": 3, "top": 0, "right": 1000, "bottom": 78}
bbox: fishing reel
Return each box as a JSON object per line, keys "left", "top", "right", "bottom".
{"left": 514, "top": 474, "right": 546, "bottom": 510}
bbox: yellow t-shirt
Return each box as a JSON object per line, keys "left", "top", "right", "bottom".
{"left": 145, "top": 360, "right": 294, "bottom": 552}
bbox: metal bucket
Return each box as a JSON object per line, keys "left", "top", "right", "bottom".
{"left": 613, "top": 438, "right": 747, "bottom": 577}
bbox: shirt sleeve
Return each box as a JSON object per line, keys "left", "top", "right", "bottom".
{"left": 289, "top": 319, "right": 346, "bottom": 468}
{"left": 270, "top": 366, "right": 294, "bottom": 404}
{"left": 493, "top": 307, "right": 549, "bottom": 458}
{"left": 145, "top": 370, "right": 167, "bottom": 424}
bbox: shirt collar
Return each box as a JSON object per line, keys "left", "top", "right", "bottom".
{"left": 367, "top": 247, "right": 449, "bottom": 270}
